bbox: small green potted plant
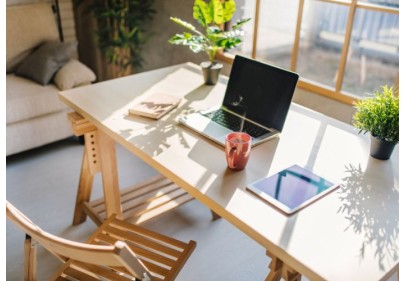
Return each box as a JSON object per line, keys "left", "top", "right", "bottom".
{"left": 168, "top": 0, "right": 250, "bottom": 85}
{"left": 353, "top": 85, "right": 399, "bottom": 160}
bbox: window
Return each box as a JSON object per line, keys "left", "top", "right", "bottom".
{"left": 220, "top": 0, "right": 399, "bottom": 104}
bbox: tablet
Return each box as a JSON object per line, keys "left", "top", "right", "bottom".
{"left": 246, "top": 164, "right": 340, "bottom": 215}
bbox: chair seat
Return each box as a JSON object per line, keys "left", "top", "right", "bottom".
{"left": 6, "top": 201, "right": 196, "bottom": 281}
{"left": 51, "top": 216, "right": 196, "bottom": 281}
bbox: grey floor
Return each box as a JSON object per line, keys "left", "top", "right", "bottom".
{"left": 6, "top": 137, "right": 277, "bottom": 281}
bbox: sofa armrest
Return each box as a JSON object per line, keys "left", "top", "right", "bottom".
{"left": 53, "top": 59, "right": 96, "bottom": 90}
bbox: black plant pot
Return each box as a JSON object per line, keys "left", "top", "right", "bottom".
{"left": 200, "top": 61, "right": 223, "bottom": 85}
{"left": 370, "top": 135, "right": 397, "bottom": 160}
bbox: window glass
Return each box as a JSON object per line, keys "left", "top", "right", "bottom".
{"left": 256, "top": 0, "right": 299, "bottom": 70}
{"left": 296, "top": 1, "right": 348, "bottom": 89}
{"left": 226, "top": 0, "right": 399, "bottom": 103}
{"left": 358, "top": 0, "right": 399, "bottom": 8}
{"left": 342, "top": 8, "right": 399, "bottom": 96}
{"left": 229, "top": 0, "right": 256, "bottom": 56}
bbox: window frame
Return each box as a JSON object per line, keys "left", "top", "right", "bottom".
{"left": 217, "top": 0, "right": 399, "bottom": 105}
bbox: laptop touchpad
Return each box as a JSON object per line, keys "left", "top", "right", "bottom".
{"left": 180, "top": 113, "right": 231, "bottom": 141}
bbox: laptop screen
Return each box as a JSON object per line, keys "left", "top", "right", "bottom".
{"left": 223, "top": 56, "right": 299, "bottom": 132}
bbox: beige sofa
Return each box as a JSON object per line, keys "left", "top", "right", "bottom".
{"left": 6, "top": 3, "right": 96, "bottom": 156}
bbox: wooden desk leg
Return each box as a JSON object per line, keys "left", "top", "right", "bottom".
{"left": 72, "top": 132, "right": 99, "bottom": 225}
{"left": 68, "top": 112, "right": 121, "bottom": 222}
{"left": 265, "top": 252, "right": 283, "bottom": 281}
{"left": 211, "top": 210, "right": 222, "bottom": 220}
{"left": 68, "top": 112, "right": 192, "bottom": 225}
{"left": 97, "top": 130, "right": 122, "bottom": 219}
{"left": 265, "top": 251, "right": 302, "bottom": 281}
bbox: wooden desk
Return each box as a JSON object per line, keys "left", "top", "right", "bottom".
{"left": 59, "top": 63, "right": 399, "bottom": 281}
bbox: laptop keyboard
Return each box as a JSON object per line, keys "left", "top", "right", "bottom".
{"left": 202, "top": 109, "right": 271, "bottom": 138}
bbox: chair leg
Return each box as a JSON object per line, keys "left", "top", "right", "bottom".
{"left": 24, "top": 235, "right": 37, "bottom": 281}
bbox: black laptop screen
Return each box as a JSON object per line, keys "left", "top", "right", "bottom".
{"left": 223, "top": 56, "right": 299, "bottom": 132}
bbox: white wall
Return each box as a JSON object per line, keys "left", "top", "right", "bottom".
{"left": 7, "top": 0, "right": 34, "bottom": 4}
{"left": 6, "top": 0, "right": 77, "bottom": 43}
{"left": 140, "top": 0, "right": 208, "bottom": 72}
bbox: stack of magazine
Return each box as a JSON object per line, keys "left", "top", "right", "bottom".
{"left": 129, "top": 93, "right": 181, "bottom": 120}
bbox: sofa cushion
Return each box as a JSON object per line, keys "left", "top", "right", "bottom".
{"left": 54, "top": 59, "right": 96, "bottom": 90}
{"left": 6, "top": 3, "right": 59, "bottom": 73}
{"left": 6, "top": 74, "right": 69, "bottom": 125}
{"left": 6, "top": 110, "right": 73, "bottom": 156}
{"left": 15, "top": 41, "right": 77, "bottom": 85}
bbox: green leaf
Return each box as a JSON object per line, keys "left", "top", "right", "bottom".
{"left": 87, "top": 0, "right": 155, "bottom": 72}
{"left": 206, "top": 26, "right": 222, "bottom": 35}
{"left": 223, "top": 0, "right": 236, "bottom": 22}
{"left": 169, "top": 0, "right": 251, "bottom": 63}
{"left": 231, "top": 18, "right": 251, "bottom": 30}
{"left": 168, "top": 33, "right": 208, "bottom": 54}
{"left": 193, "top": 0, "right": 212, "bottom": 27}
{"left": 168, "top": 33, "right": 193, "bottom": 45}
{"left": 211, "top": 0, "right": 224, "bottom": 24}
{"left": 170, "top": 17, "right": 198, "bottom": 32}
{"left": 128, "top": 26, "right": 139, "bottom": 39}
{"left": 353, "top": 85, "right": 399, "bottom": 142}
{"left": 206, "top": 46, "right": 221, "bottom": 62}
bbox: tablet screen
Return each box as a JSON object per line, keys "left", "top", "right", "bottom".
{"left": 247, "top": 165, "right": 339, "bottom": 215}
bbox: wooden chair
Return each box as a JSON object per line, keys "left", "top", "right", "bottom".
{"left": 6, "top": 201, "right": 196, "bottom": 281}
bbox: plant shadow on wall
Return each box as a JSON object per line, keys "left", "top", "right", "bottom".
{"left": 337, "top": 161, "right": 398, "bottom": 271}
{"left": 74, "top": 0, "right": 155, "bottom": 78}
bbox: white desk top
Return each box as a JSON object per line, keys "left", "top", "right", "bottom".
{"left": 60, "top": 63, "right": 399, "bottom": 281}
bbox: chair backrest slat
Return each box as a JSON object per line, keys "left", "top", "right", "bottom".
{"left": 6, "top": 201, "right": 151, "bottom": 279}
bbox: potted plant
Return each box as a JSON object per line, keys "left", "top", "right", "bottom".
{"left": 74, "top": 0, "right": 155, "bottom": 78}
{"left": 353, "top": 85, "right": 399, "bottom": 160}
{"left": 168, "top": 0, "right": 250, "bottom": 85}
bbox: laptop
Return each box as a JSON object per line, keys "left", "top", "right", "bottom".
{"left": 179, "top": 55, "right": 299, "bottom": 146}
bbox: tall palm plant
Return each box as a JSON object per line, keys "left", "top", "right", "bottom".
{"left": 76, "top": 0, "right": 155, "bottom": 77}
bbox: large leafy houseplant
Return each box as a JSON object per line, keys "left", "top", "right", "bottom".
{"left": 75, "top": 0, "right": 155, "bottom": 77}
{"left": 169, "top": 0, "right": 250, "bottom": 84}
{"left": 353, "top": 85, "right": 399, "bottom": 159}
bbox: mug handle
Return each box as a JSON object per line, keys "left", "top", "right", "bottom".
{"left": 229, "top": 146, "right": 237, "bottom": 169}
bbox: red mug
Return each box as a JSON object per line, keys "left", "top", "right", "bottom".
{"left": 225, "top": 132, "right": 252, "bottom": 171}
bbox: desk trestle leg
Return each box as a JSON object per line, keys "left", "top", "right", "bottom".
{"left": 69, "top": 114, "right": 122, "bottom": 224}
{"left": 211, "top": 210, "right": 222, "bottom": 220}
{"left": 72, "top": 135, "right": 97, "bottom": 225}
{"left": 68, "top": 112, "right": 194, "bottom": 226}
{"left": 265, "top": 251, "right": 302, "bottom": 281}
{"left": 68, "top": 112, "right": 99, "bottom": 225}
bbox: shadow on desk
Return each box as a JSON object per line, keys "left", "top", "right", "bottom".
{"left": 186, "top": 135, "right": 280, "bottom": 213}
{"left": 337, "top": 157, "right": 398, "bottom": 271}
{"left": 121, "top": 84, "right": 218, "bottom": 156}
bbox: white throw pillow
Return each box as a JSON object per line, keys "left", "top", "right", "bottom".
{"left": 54, "top": 59, "right": 96, "bottom": 90}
